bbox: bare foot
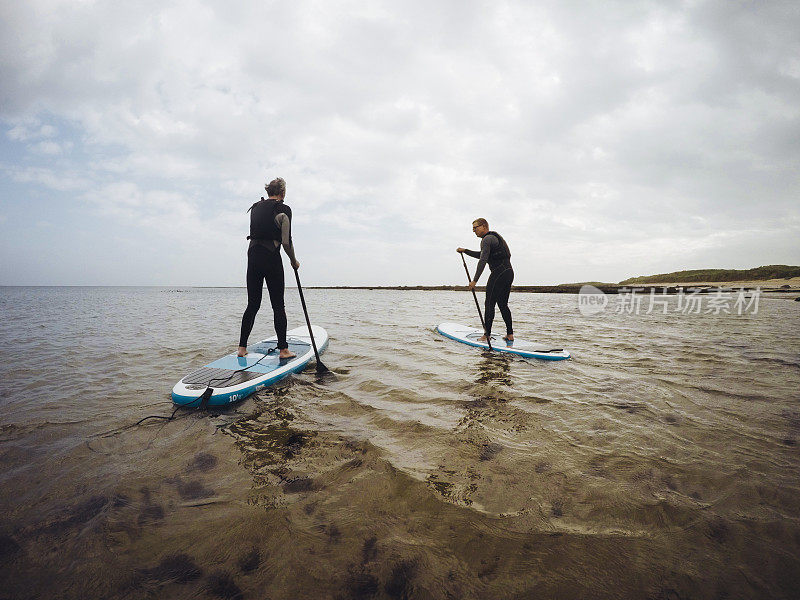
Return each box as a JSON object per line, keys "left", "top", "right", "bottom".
{"left": 279, "top": 349, "right": 296, "bottom": 359}
{"left": 503, "top": 334, "right": 514, "bottom": 342}
{"left": 478, "top": 335, "right": 488, "bottom": 342}
{"left": 237, "top": 346, "right": 248, "bottom": 357}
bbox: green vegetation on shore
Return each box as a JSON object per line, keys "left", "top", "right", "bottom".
{"left": 619, "top": 265, "right": 800, "bottom": 284}
{"left": 303, "top": 266, "right": 799, "bottom": 294}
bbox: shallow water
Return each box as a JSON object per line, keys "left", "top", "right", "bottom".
{"left": 1, "top": 286, "right": 799, "bottom": 599}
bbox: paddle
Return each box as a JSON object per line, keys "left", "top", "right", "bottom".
{"left": 459, "top": 252, "right": 493, "bottom": 351}
{"left": 293, "top": 266, "right": 330, "bottom": 374}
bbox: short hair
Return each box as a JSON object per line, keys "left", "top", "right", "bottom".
{"left": 265, "top": 177, "right": 286, "bottom": 197}
{"left": 472, "top": 218, "right": 489, "bottom": 228}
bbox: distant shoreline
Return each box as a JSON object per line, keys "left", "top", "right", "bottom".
{"left": 304, "top": 281, "right": 799, "bottom": 295}
{"left": 4, "top": 279, "right": 799, "bottom": 296}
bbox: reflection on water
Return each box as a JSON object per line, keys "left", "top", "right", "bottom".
{"left": 1, "top": 286, "right": 799, "bottom": 599}
{"left": 474, "top": 351, "right": 513, "bottom": 386}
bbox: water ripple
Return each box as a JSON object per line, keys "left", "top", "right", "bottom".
{"left": 1, "top": 287, "right": 799, "bottom": 599}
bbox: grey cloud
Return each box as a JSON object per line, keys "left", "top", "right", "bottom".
{"left": 1, "top": 0, "right": 798, "bottom": 285}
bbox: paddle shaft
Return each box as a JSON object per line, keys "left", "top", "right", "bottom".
{"left": 293, "top": 267, "right": 329, "bottom": 372}
{"left": 460, "top": 252, "right": 493, "bottom": 351}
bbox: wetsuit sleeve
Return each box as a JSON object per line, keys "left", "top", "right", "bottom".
{"left": 275, "top": 213, "right": 297, "bottom": 264}
{"left": 472, "top": 235, "right": 496, "bottom": 282}
{"left": 463, "top": 249, "right": 481, "bottom": 259}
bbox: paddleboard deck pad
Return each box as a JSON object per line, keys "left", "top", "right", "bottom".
{"left": 436, "top": 322, "right": 570, "bottom": 361}
{"left": 172, "top": 325, "right": 328, "bottom": 406}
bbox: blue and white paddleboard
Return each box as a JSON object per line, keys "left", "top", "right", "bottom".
{"left": 172, "top": 325, "right": 329, "bottom": 407}
{"left": 436, "top": 322, "right": 570, "bottom": 361}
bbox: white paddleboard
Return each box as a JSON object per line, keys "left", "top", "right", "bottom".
{"left": 436, "top": 322, "right": 570, "bottom": 361}
{"left": 172, "top": 325, "right": 328, "bottom": 407}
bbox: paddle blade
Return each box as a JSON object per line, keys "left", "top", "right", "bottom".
{"left": 313, "top": 361, "right": 337, "bottom": 382}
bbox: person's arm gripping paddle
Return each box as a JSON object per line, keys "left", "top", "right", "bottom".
{"left": 471, "top": 234, "right": 497, "bottom": 286}
{"left": 276, "top": 212, "right": 299, "bottom": 270}
{"left": 458, "top": 234, "right": 495, "bottom": 288}
{"left": 457, "top": 248, "right": 479, "bottom": 288}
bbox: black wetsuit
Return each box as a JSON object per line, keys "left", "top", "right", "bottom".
{"left": 464, "top": 231, "right": 514, "bottom": 337}
{"left": 239, "top": 199, "right": 296, "bottom": 350}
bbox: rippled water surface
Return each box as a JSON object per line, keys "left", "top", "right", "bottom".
{"left": 1, "top": 286, "right": 799, "bottom": 599}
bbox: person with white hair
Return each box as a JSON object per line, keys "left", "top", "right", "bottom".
{"left": 238, "top": 177, "right": 300, "bottom": 360}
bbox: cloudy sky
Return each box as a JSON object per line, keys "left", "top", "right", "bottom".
{"left": 1, "top": 0, "right": 798, "bottom": 286}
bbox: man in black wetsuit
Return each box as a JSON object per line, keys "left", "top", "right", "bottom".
{"left": 457, "top": 218, "right": 514, "bottom": 343}
{"left": 238, "top": 177, "right": 300, "bottom": 360}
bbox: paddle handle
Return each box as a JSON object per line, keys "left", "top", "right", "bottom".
{"left": 293, "top": 267, "right": 329, "bottom": 372}
{"left": 460, "top": 252, "right": 493, "bottom": 351}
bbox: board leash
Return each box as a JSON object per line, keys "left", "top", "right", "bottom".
{"left": 86, "top": 346, "right": 283, "bottom": 452}
{"left": 172, "top": 347, "right": 279, "bottom": 410}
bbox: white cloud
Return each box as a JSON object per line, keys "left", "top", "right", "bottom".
{"left": 1, "top": 0, "right": 798, "bottom": 285}
{"left": 5, "top": 119, "right": 58, "bottom": 142}
{"left": 3, "top": 165, "right": 91, "bottom": 191}
{"left": 30, "top": 140, "right": 66, "bottom": 155}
